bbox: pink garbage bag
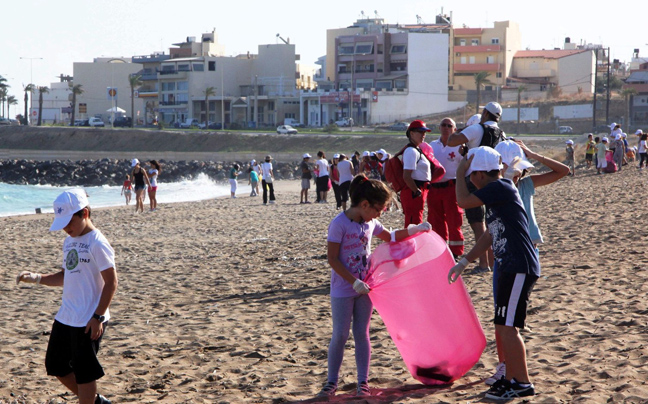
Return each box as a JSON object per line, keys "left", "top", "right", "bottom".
{"left": 366, "top": 231, "right": 486, "bottom": 385}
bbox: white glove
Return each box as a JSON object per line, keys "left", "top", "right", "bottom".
{"left": 448, "top": 258, "right": 469, "bottom": 284}
{"left": 353, "top": 279, "right": 371, "bottom": 294}
{"left": 408, "top": 222, "right": 432, "bottom": 236}
{"left": 16, "top": 271, "right": 41, "bottom": 285}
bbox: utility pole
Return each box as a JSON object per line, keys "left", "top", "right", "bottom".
{"left": 606, "top": 47, "right": 610, "bottom": 125}
{"left": 592, "top": 49, "right": 598, "bottom": 129}
{"left": 20, "top": 56, "right": 43, "bottom": 124}
{"left": 221, "top": 60, "right": 225, "bottom": 129}
{"left": 253, "top": 75, "right": 258, "bottom": 129}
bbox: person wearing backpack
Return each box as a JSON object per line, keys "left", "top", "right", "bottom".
{"left": 447, "top": 101, "right": 505, "bottom": 271}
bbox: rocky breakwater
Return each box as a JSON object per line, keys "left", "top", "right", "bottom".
{"left": 0, "top": 159, "right": 303, "bottom": 187}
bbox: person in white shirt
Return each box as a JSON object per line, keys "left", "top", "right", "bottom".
{"left": 336, "top": 154, "right": 355, "bottom": 210}
{"left": 427, "top": 118, "right": 464, "bottom": 258}
{"left": 401, "top": 120, "right": 433, "bottom": 226}
{"left": 316, "top": 151, "right": 330, "bottom": 203}
{"left": 261, "top": 155, "right": 276, "bottom": 204}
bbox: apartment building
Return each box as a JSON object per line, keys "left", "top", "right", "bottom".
{"left": 623, "top": 61, "right": 648, "bottom": 126}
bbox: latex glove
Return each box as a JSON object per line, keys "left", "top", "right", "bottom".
{"left": 407, "top": 222, "right": 432, "bottom": 236}
{"left": 353, "top": 279, "right": 371, "bottom": 294}
{"left": 16, "top": 271, "right": 41, "bottom": 285}
{"left": 448, "top": 258, "right": 469, "bottom": 284}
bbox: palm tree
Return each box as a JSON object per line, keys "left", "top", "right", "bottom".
{"left": 69, "top": 83, "right": 84, "bottom": 126}
{"left": 37, "top": 86, "right": 49, "bottom": 126}
{"left": 23, "top": 84, "right": 34, "bottom": 125}
{"left": 516, "top": 85, "right": 527, "bottom": 135}
{"left": 128, "top": 74, "right": 143, "bottom": 128}
{"left": 203, "top": 86, "right": 216, "bottom": 127}
{"left": 0, "top": 87, "right": 7, "bottom": 118}
{"left": 621, "top": 87, "right": 637, "bottom": 129}
{"left": 7, "top": 95, "right": 18, "bottom": 118}
{"left": 473, "top": 71, "right": 492, "bottom": 112}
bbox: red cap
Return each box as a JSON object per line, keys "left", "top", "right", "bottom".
{"left": 408, "top": 120, "right": 431, "bottom": 132}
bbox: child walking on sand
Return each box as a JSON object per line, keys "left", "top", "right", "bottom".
{"left": 120, "top": 174, "right": 132, "bottom": 205}
{"left": 565, "top": 140, "right": 575, "bottom": 176}
{"left": 449, "top": 147, "right": 540, "bottom": 399}
{"left": 318, "top": 174, "right": 432, "bottom": 398}
{"left": 16, "top": 189, "right": 118, "bottom": 404}
{"left": 229, "top": 163, "right": 241, "bottom": 198}
{"left": 248, "top": 163, "right": 259, "bottom": 196}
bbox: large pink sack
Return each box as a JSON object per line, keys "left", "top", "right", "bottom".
{"left": 366, "top": 231, "right": 486, "bottom": 385}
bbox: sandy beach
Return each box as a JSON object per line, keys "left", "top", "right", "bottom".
{"left": 1, "top": 159, "right": 647, "bottom": 403}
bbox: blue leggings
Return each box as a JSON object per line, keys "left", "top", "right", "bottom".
{"left": 327, "top": 294, "right": 373, "bottom": 384}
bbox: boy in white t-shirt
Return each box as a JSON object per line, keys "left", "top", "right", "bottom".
{"left": 16, "top": 189, "right": 117, "bottom": 404}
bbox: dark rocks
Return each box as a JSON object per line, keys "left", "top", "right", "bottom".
{"left": 0, "top": 159, "right": 300, "bottom": 186}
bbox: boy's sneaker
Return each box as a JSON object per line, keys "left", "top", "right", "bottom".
{"left": 95, "top": 394, "right": 111, "bottom": 404}
{"left": 485, "top": 362, "right": 506, "bottom": 385}
{"left": 356, "top": 381, "right": 371, "bottom": 396}
{"left": 484, "top": 378, "right": 535, "bottom": 400}
{"left": 317, "top": 381, "right": 337, "bottom": 397}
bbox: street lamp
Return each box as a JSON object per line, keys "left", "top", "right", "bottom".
{"left": 19, "top": 56, "right": 43, "bottom": 124}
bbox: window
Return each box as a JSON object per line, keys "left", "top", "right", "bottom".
{"left": 177, "top": 81, "right": 188, "bottom": 91}
{"left": 469, "top": 56, "right": 475, "bottom": 64}
{"left": 375, "top": 81, "right": 392, "bottom": 90}
{"left": 177, "top": 64, "right": 190, "bottom": 72}
{"left": 356, "top": 79, "right": 373, "bottom": 90}
{"left": 390, "top": 44, "right": 407, "bottom": 54}
{"left": 355, "top": 42, "right": 374, "bottom": 55}
{"left": 161, "top": 65, "right": 175, "bottom": 73}
{"left": 390, "top": 62, "right": 407, "bottom": 71}
{"left": 337, "top": 64, "right": 348, "bottom": 74}
{"left": 460, "top": 57, "right": 466, "bottom": 64}
{"left": 309, "top": 100, "right": 318, "bottom": 105}
{"left": 395, "top": 79, "right": 407, "bottom": 89}
{"left": 268, "top": 101, "right": 275, "bottom": 110}
{"left": 486, "top": 56, "right": 495, "bottom": 64}
{"left": 491, "top": 38, "right": 500, "bottom": 44}
{"left": 471, "top": 39, "right": 480, "bottom": 46}
{"left": 356, "top": 63, "right": 374, "bottom": 73}
{"left": 176, "top": 94, "right": 188, "bottom": 103}
{"left": 285, "top": 113, "right": 296, "bottom": 119}
{"left": 162, "top": 82, "right": 175, "bottom": 91}
{"left": 193, "top": 63, "right": 204, "bottom": 71}
{"left": 208, "top": 61, "right": 216, "bottom": 71}
{"left": 460, "top": 39, "right": 466, "bottom": 46}
{"left": 338, "top": 44, "right": 354, "bottom": 55}
{"left": 339, "top": 81, "right": 350, "bottom": 89}
{"left": 496, "top": 72, "right": 502, "bottom": 78}
{"left": 377, "top": 63, "right": 384, "bottom": 73}
{"left": 377, "top": 44, "right": 384, "bottom": 54}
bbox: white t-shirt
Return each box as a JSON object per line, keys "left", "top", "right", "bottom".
{"left": 402, "top": 146, "right": 431, "bottom": 181}
{"left": 429, "top": 139, "right": 461, "bottom": 181}
{"left": 55, "top": 229, "right": 115, "bottom": 327}
{"left": 316, "top": 158, "right": 330, "bottom": 177}
{"left": 639, "top": 140, "right": 647, "bottom": 154}
{"left": 461, "top": 121, "right": 504, "bottom": 150}
{"left": 261, "top": 162, "right": 273, "bottom": 181}
{"left": 337, "top": 160, "right": 354, "bottom": 183}
{"left": 148, "top": 169, "right": 158, "bottom": 187}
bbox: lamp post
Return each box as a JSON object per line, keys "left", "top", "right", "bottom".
{"left": 20, "top": 57, "right": 43, "bottom": 124}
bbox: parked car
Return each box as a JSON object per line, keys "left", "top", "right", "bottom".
{"left": 112, "top": 116, "right": 133, "bottom": 127}
{"left": 558, "top": 126, "right": 573, "bottom": 134}
{"left": 334, "top": 118, "right": 352, "bottom": 127}
{"left": 72, "top": 119, "right": 87, "bottom": 126}
{"left": 276, "top": 125, "right": 298, "bottom": 134}
{"left": 208, "top": 122, "right": 223, "bottom": 130}
{"left": 88, "top": 117, "right": 105, "bottom": 127}
{"left": 197, "top": 121, "right": 213, "bottom": 129}
{"left": 179, "top": 119, "right": 200, "bottom": 129}
{"left": 0, "top": 118, "right": 10, "bottom": 126}
{"left": 388, "top": 122, "right": 408, "bottom": 131}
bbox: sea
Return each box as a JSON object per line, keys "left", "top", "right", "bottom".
{"left": 0, "top": 173, "right": 241, "bottom": 217}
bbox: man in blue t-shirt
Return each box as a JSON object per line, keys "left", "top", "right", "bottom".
{"left": 448, "top": 146, "right": 540, "bottom": 400}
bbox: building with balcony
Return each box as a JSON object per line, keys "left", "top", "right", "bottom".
{"left": 623, "top": 62, "right": 648, "bottom": 127}
{"left": 132, "top": 52, "right": 171, "bottom": 125}
{"left": 449, "top": 21, "right": 521, "bottom": 103}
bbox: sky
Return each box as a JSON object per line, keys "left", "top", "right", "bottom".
{"left": 1, "top": 0, "right": 646, "bottom": 117}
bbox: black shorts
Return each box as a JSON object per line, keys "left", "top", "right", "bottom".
{"left": 585, "top": 154, "right": 593, "bottom": 161}
{"left": 45, "top": 320, "right": 106, "bottom": 384}
{"left": 494, "top": 272, "right": 538, "bottom": 328}
{"left": 316, "top": 176, "right": 329, "bottom": 191}
{"left": 464, "top": 178, "right": 485, "bottom": 223}
{"left": 339, "top": 181, "right": 350, "bottom": 202}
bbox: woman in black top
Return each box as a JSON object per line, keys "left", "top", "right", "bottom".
{"left": 130, "top": 159, "right": 151, "bottom": 213}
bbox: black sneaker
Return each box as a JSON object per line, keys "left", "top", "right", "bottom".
{"left": 484, "top": 378, "right": 535, "bottom": 400}
{"left": 95, "top": 394, "right": 112, "bottom": 404}
{"left": 356, "top": 381, "right": 370, "bottom": 396}
{"left": 317, "top": 381, "right": 337, "bottom": 397}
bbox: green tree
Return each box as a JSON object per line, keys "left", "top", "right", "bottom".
{"left": 23, "top": 84, "right": 34, "bottom": 125}
{"left": 7, "top": 95, "right": 18, "bottom": 118}
{"left": 69, "top": 83, "right": 84, "bottom": 126}
{"left": 516, "top": 85, "right": 527, "bottom": 136}
{"left": 474, "top": 71, "right": 492, "bottom": 112}
{"left": 621, "top": 87, "right": 637, "bottom": 129}
{"left": 0, "top": 87, "right": 7, "bottom": 118}
{"left": 37, "top": 86, "right": 49, "bottom": 126}
{"left": 128, "top": 74, "right": 143, "bottom": 128}
{"left": 203, "top": 86, "right": 216, "bottom": 127}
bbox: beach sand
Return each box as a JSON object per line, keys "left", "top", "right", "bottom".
{"left": 1, "top": 164, "right": 647, "bottom": 403}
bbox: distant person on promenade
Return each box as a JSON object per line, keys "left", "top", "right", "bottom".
{"left": 336, "top": 154, "right": 354, "bottom": 211}
{"left": 261, "top": 155, "right": 276, "bottom": 205}
{"left": 16, "top": 189, "right": 117, "bottom": 404}
{"left": 147, "top": 160, "right": 161, "bottom": 211}
{"left": 300, "top": 153, "right": 313, "bottom": 204}
{"left": 229, "top": 163, "right": 241, "bottom": 198}
{"left": 120, "top": 174, "right": 132, "bottom": 205}
{"left": 130, "top": 159, "right": 150, "bottom": 213}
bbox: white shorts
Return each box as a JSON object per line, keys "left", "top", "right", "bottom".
{"left": 229, "top": 179, "right": 238, "bottom": 192}
{"left": 597, "top": 158, "right": 606, "bottom": 169}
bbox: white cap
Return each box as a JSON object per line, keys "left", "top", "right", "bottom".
{"left": 250, "top": 159, "right": 256, "bottom": 164}
{"left": 131, "top": 158, "right": 139, "bottom": 167}
{"left": 484, "top": 102, "right": 502, "bottom": 117}
{"left": 615, "top": 134, "right": 621, "bottom": 140}
{"left": 333, "top": 153, "right": 340, "bottom": 159}
{"left": 362, "top": 150, "right": 370, "bottom": 157}
{"left": 565, "top": 139, "right": 574, "bottom": 145}
{"left": 302, "top": 153, "right": 311, "bottom": 159}
{"left": 50, "top": 189, "right": 89, "bottom": 231}
{"left": 635, "top": 129, "right": 644, "bottom": 135}
{"left": 376, "top": 148, "right": 387, "bottom": 156}
{"left": 621, "top": 132, "right": 627, "bottom": 138}
{"left": 610, "top": 122, "right": 619, "bottom": 130}
{"left": 466, "top": 114, "right": 482, "bottom": 126}
{"left": 495, "top": 140, "right": 534, "bottom": 170}
{"left": 602, "top": 137, "right": 609, "bottom": 142}
{"left": 465, "top": 146, "right": 503, "bottom": 176}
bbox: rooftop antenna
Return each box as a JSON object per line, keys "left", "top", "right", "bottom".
{"left": 416, "top": 15, "right": 425, "bottom": 24}
{"left": 276, "top": 33, "right": 289, "bottom": 44}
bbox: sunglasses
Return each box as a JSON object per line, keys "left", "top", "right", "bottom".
{"left": 440, "top": 123, "right": 454, "bottom": 128}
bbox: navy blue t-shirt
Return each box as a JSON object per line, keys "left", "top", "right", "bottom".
{"left": 473, "top": 178, "right": 541, "bottom": 277}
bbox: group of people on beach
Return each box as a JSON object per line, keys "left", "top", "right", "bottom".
{"left": 120, "top": 159, "right": 161, "bottom": 212}
{"left": 318, "top": 101, "right": 572, "bottom": 400}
